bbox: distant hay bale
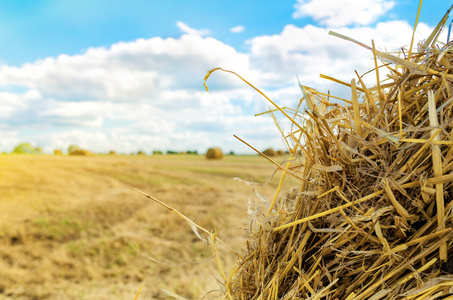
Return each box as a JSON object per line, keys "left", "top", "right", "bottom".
{"left": 276, "top": 150, "right": 285, "bottom": 156}
{"left": 54, "top": 149, "right": 63, "bottom": 155}
{"left": 109, "top": 150, "right": 117, "bottom": 155}
{"left": 206, "top": 147, "right": 223, "bottom": 159}
{"left": 69, "top": 149, "right": 95, "bottom": 156}
{"left": 262, "top": 148, "right": 276, "bottom": 157}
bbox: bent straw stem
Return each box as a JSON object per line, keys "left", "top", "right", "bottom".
{"left": 131, "top": 187, "right": 244, "bottom": 260}
{"left": 204, "top": 67, "right": 303, "bottom": 132}
{"left": 273, "top": 189, "right": 384, "bottom": 231}
{"left": 268, "top": 156, "right": 294, "bottom": 214}
{"left": 428, "top": 90, "right": 447, "bottom": 261}
{"left": 408, "top": 0, "right": 423, "bottom": 59}
{"left": 234, "top": 135, "right": 305, "bottom": 182}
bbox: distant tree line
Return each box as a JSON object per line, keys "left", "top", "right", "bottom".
{"left": 12, "top": 143, "right": 42, "bottom": 154}
{"left": 9, "top": 142, "right": 243, "bottom": 156}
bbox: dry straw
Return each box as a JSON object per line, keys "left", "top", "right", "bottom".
{"left": 263, "top": 148, "right": 277, "bottom": 157}
{"left": 135, "top": 4, "right": 453, "bottom": 299}
{"left": 68, "top": 149, "right": 95, "bottom": 156}
{"left": 207, "top": 147, "right": 224, "bottom": 159}
{"left": 203, "top": 4, "right": 453, "bottom": 300}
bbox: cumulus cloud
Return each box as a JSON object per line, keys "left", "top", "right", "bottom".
{"left": 230, "top": 25, "right": 245, "bottom": 33}
{"left": 0, "top": 32, "right": 274, "bottom": 153}
{"left": 0, "top": 34, "right": 252, "bottom": 101}
{"left": 0, "top": 16, "right": 442, "bottom": 154}
{"left": 247, "top": 21, "right": 434, "bottom": 89}
{"left": 293, "top": 0, "right": 395, "bottom": 27}
{"left": 176, "top": 21, "right": 210, "bottom": 36}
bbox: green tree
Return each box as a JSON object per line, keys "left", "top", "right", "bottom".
{"left": 12, "top": 143, "right": 42, "bottom": 154}
{"left": 68, "top": 145, "right": 80, "bottom": 154}
{"left": 13, "top": 143, "right": 34, "bottom": 154}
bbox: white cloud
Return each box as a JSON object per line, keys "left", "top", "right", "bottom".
{"left": 0, "top": 35, "right": 252, "bottom": 101}
{"left": 0, "top": 17, "right": 443, "bottom": 154}
{"left": 246, "top": 21, "right": 434, "bottom": 90}
{"left": 176, "top": 21, "right": 210, "bottom": 36}
{"left": 0, "top": 33, "right": 271, "bottom": 153}
{"left": 0, "top": 129, "right": 19, "bottom": 152}
{"left": 38, "top": 101, "right": 109, "bottom": 127}
{"left": 230, "top": 25, "right": 245, "bottom": 33}
{"left": 293, "top": 0, "right": 395, "bottom": 27}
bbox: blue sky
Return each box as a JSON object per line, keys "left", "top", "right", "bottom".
{"left": 1, "top": 1, "right": 296, "bottom": 66}
{"left": 0, "top": 0, "right": 451, "bottom": 154}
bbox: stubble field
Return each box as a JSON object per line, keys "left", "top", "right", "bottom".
{"left": 0, "top": 153, "right": 297, "bottom": 299}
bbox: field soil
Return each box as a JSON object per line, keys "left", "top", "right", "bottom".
{"left": 0, "top": 154, "right": 297, "bottom": 299}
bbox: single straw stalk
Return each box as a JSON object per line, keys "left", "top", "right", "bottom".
{"left": 428, "top": 90, "right": 447, "bottom": 261}
{"left": 131, "top": 187, "right": 242, "bottom": 260}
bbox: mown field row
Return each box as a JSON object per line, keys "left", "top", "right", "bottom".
{"left": 0, "top": 154, "right": 297, "bottom": 299}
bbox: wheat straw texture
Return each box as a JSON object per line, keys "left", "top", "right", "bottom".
{"left": 203, "top": 6, "right": 453, "bottom": 300}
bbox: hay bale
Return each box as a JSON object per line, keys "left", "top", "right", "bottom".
{"left": 276, "top": 150, "right": 285, "bottom": 156}
{"left": 206, "top": 147, "right": 223, "bottom": 159}
{"left": 203, "top": 9, "right": 453, "bottom": 299}
{"left": 54, "top": 149, "right": 63, "bottom": 155}
{"left": 69, "top": 149, "right": 95, "bottom": 156}
{"left": 262, "top": 148, "right": 277, "bottom": 157}
{"left": 109, "top": 150, "right": 117, "bottom": 155}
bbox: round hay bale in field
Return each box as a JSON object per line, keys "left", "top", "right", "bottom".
{"left": 54, "top": 149, "right": 63, "bottom": 155}
{"left": 69, "top": 149, "right": 95, "bottom": 156}
{"left": 206, "top": 147, "right": 223, "bottom": 159}
{"left": 276, "top": 150, "right": 285, "bottom": 156}
{"left": 262, "top": 148, "right": 276, "bottom": 157}
{"left": 109, "top": 150, "right": 117, "bottom": 155}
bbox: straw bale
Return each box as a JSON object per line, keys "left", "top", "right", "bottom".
{"left": 203, "top": 6, "right": 453, "bottom": 300}
{"left": 54, "top": 149, "right": 63, "bottom": 155}
{"left": 276, "top": 150, "right": 285, "bottom": 156}
{"left": 206, "top": 147, "right": 223, "bottom": 159}
{"left": 262, "top": 148, "right": 277, "bottom": 157}
{"left": 109, "top": 150, "right": 117, "bottom": 155}
{"left": 69, "top": 149, "right": 95, "bottom": 156}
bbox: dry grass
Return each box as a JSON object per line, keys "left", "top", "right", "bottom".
{"left": 0, "top": 154, "right": 297, "bottom": 299}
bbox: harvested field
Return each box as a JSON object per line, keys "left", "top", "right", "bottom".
{"left": 0, "top": 154, "right": 297, "bottom": 299}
